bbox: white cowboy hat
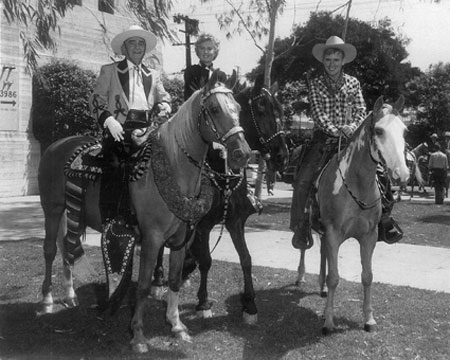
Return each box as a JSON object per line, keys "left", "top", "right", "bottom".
{"left": 431, "top": 133, "right": 438, "bottom": 138}
{"left": 111, "top": 25, "right": 157, "bottom": 55}
{"left": 312, "top": 36, "right": 357, "bottom": 64}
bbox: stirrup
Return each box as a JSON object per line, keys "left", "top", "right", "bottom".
{"left": 378, "top": 216, "right": 403, "bottom": 244}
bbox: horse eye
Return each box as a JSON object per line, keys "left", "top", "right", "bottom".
{"left": 209, "top": 105, "right": 220, "bottom": 114}
{"left": 375, "top": 128, "right": 384, "bottom": 136}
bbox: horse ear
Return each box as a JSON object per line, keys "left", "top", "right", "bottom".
{"left": 225, "top": 69, "right": 238, "bottom": 90}
{"left": 270, "top": 81, "right": 279, "bottom": 94}
{"left": 204, "top": 69, "right": 220, "bottom": 92}
{"left": 373, "top": 96, "right": 384, "bottom": 113}
{"left": 394, "top": 95, "right": 405, "bottom": 113}
{"left": 253, "top": 74, "right": 264, "bottom": 96}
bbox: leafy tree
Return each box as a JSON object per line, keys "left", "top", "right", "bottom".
{"left": 161, "top": 75, "right": 184, "bottom": 113}
{"left": 2, "top": 0, "right": 175, "bottom": 73}
{"left": 406, "top": 62, "right": 450, "bottom": 137}
{"left": 32, "top": 60, "right": 98, "bottom": 153}
{"left": 212, "top": 0, "right": 286, "bottom": 89}
{"left": 248, "top": 12, "right": 421, "bottom": 110}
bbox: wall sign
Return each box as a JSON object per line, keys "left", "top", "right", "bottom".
{"left": 0, "top": 65, "right": 19, "bottom": 131}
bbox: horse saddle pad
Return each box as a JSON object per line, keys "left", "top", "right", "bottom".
{"left": 64, "top": 141, "right": 103, "bottom": 180}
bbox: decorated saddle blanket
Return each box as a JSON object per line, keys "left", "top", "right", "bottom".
{"left": 64, "top": 140, "right": 104, "bottom": 181}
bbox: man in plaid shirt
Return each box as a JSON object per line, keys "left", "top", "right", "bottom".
{"left": 290, "top": 36, "right": 403, "bottom": 249}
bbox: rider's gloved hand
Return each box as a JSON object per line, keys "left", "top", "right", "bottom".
{"left": 157, "top": 102, "right": 172, "bottom": 117}
{"left": 341, "top": 125, "right": 354, "bottom": 139}
{"left": 104, "top": 116, "right": 124, "bottom": 141}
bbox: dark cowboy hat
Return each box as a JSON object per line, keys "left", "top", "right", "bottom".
{"left": 111, "top": 25, "right": 157, "bottom": 56}
{"left": 312, "top": 36, "right": 357, "bottom": 64}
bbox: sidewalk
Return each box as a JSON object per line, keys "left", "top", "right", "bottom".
{"left": 1, "top": 187, "right": 449, "bottom": 293}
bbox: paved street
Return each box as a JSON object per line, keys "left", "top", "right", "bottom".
{"left": 1, "top": 185, "right": 449, "bottom": 293}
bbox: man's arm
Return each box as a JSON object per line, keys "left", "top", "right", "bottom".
{"left": 90, "top": 64, "right": 112, "bottom": 128}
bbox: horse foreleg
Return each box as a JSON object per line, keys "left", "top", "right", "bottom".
{"left": 190, "top": 228, "right": 213, "bottom": 319}
{"left": 322, "top": 232, "right": 340, "bottom": 335}
{"left": 360, "top": 235, "right": 377, "bottom": 332}
{"left": 296, "top": 249, "right": 306, "bottom": 285}
{"left": 318, "top": 236, "right": 328, "bottom": 297}
{"left": 166, "top": 247, "right": 191, "bottom": 342}
{"left": 228, "top": 222, "right": 257, "bottom": 324}
{"left": 151, "top": 246, "right": 165, "bottom": 300}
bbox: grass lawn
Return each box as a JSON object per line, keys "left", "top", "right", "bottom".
{"left": 1, "top": 238, "right": 450, "bottom": 360}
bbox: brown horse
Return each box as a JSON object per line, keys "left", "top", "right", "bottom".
{"left": 38, "top": 72, "right": 251, "bottom": 352}
{"left": 151, "top": 81, "right": 289, "bottom": 324}
{"left": 295, "top": 97, "right": 409, "bottom": 334}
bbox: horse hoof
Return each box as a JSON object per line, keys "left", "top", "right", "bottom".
{"left": 364, "top": 323, "right": 377, "bottom": 332}
{"left": 322, "top": 327, "right": 332, "bottom": 336}
{"left": 320, "top": 291, "right": 328, "bottom": 298}
{"left": 150, "top": 286, "right": 166, "bottom": 301}
{"left": 242, "top": 311, "right": 258, "bottom": 325}
{"left": 131, "top": 342, "right": 149, "bottom": 353}
{"left": 174, "top": 330, "right": 192, "bottom": 343}
{"left": 36, "top": 303, "right": 54, "bottom": 315}
{"left": 62, "top": 297, "right": 79, "bottom": 308}
{"left": 295, "top": 279, "right": 306, "bottom": 286}
{"left": 196, "top": 309, "right": 213, "bottom": 318}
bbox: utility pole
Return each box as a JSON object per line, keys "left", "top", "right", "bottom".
{"left": 173, "top": 14, "right": 199, "bottom": 68}
{"left": 342, "top": 0, "right": 353, "bottom": 41}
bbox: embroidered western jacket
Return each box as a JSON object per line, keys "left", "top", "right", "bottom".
{"left": 309, "top": 72, "right": 366, "bottom": 136}
{"left": 90, "top": 58, "right": 171, "bottom": 128}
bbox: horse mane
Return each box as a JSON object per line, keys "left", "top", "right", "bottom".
{"left": 158, "top": 90, "right": 202, "bottom": 165}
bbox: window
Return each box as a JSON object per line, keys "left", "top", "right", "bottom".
{"left": 99, "top": 0, "right": 114, "bottom": 14}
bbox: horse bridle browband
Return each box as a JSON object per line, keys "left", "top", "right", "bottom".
{"left": 198, "top": 87, "right": 244, "bottom": 144}
{"left": 249, "top": 88, "right": 285, "bottom": 149}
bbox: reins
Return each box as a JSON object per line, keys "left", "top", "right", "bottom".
{"left": 336, "top": 111, "right": 387, "bottom": 210}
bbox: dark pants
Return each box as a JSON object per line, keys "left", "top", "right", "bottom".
{"left": 289, "top": 130, "right": 337, "bottom": 231}
{"left": 100, "top": 135, "right": 130, "bottom": 224}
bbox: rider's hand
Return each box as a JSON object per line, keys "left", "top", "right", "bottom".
{"left": 330, "top": 127, "right": 340, "bottom": 137}
{"left": 104, "top": 116, "right": 124, "bottom": 142}
{"left": 157, "top": 102, "right": 172, "bottom": 117}
{"left": 341, "top": 125, "right": 353, "bottom": 139}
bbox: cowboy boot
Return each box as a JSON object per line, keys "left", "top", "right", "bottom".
{"left": 378, "top": 213, "right": 403, "bottom": 244}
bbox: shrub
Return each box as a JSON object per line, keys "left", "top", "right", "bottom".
{"left": 32, "top": 60, "right": 99, "bottom": 153}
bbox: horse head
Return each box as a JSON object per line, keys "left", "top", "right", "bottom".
{"left": 199, "top": 69, "right": 251, "bottom": 170}
{"left": 235, "top": 76, "right": 289, "bottom": 173}
{"left": 371, "top": 96, "right": 410, "bottom": 182}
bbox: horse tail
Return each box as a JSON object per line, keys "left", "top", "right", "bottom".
{"left": 64, "top": 179, "right": 87, "bottom": 264}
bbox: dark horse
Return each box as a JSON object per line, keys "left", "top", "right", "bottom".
{"left": 151, "top": 79, "right": 289, "bottom": 324}
{"left": 38, "top": 71, "right": 251, "bottom": 352}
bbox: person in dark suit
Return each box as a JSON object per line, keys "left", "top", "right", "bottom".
{"left": 184, "top": 33, "right": 226, "bottom": 101}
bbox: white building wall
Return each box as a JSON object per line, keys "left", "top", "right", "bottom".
{"left": 0, "top": 0, "right": 163, "bottom": 197}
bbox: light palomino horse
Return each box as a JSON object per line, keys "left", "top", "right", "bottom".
{"left": 38, "top": 72, "right": 251, "bottom": 353}
{"left": 296, "top": 96, "right": 409, "bottom": 334}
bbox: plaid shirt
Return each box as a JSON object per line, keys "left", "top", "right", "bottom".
{"left": 309, "top": 72, "right": 366, "bottom": 136}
